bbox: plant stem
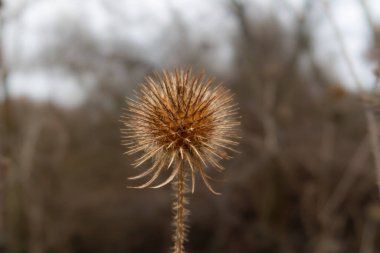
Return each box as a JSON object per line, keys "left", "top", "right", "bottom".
{"left": 172, "top": 161, "right": 188, "bottom": 253}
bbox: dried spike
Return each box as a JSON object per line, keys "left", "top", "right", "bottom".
{"left": 167, "top": 152, "right": 176, "bottom": 169}
{"left": 128, "top": 159, "right": 162, "bottom": 180}
{"left": 150, "top": 162, "right": 180, "bottom": 189}
{"left": 199, "top": 168, "right": 220, "bottom": 195}
{"left": 189, "top": 144, "right": 207, "bottom": 167}
{"left": 185, "top": 153, "right": 196, "bottom": 194}
{"left": 132, "top": 146, "right": 163, "bottom": 167}
{"left": 127, "top": 161, "right": 165, "bottom": 189}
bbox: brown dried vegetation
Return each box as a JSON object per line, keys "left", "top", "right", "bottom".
{"left": 121, "top": 69, "right": 239, "bottom": 193}
{"left": 1, "top": 3, "right": 380, "bottom": 253}
{"left": 121, "top": 69, "right": 240, "bottom": 253}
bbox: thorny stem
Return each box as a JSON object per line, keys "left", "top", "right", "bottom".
{"left": 172, "top": 161, "right": 188, "bottom": 253}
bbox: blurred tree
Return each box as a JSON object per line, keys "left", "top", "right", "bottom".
{"left": 0, "top": 1, "right": 380, "bottom": 252}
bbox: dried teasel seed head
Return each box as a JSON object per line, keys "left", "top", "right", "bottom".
{"left": 121, "top": 68, "right": 240, "bottom": 194}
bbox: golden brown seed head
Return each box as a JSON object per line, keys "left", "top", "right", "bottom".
{"left": 121, "top": 68, "right": 240, "bottom": 194}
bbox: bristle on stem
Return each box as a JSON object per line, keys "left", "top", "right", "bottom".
{"left": 172, "top": 161, "right": 189, "bottom": 253}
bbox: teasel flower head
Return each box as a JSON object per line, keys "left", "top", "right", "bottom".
{"left": 121, "top": 68, "right": 240, "bottom": 194}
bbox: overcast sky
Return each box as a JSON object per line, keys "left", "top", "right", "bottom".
{"left": 4, "top": 0, "right": 380, "bottom": 107}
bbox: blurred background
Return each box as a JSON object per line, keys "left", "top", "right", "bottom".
{"left": 1, "top": 0, "right": 380, "bottom": 252}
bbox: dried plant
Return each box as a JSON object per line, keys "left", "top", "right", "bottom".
{"left": 121, "top": 68, "right": 240, "bottom": 253}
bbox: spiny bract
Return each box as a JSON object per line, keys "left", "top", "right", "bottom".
{"left": 121, "top": 69, "right": 240, "bottom": 194}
